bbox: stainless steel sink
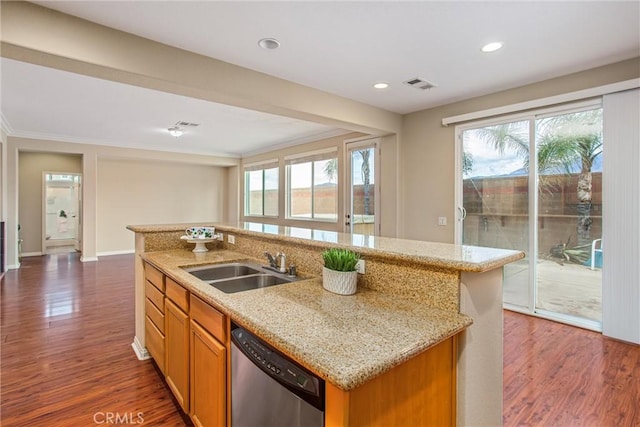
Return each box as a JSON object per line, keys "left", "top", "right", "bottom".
{"left": 209, "top": 274, "right": 291, "bottom": 293}
{"left": 183, "top": 262, "right": 298, "bottom": 293}
{"left": 186, "top": 263, "right": 262, "bottom": 281}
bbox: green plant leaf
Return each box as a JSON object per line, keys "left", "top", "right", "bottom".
{"left": 322, "top": 248, "right": 360, "bottom": 272}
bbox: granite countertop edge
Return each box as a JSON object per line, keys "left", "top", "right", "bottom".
{"left": 141, "top": 249, "right": 473, "bottom": 391}
{"left": 128, "top": 222, "right": 525, "bottom": 273}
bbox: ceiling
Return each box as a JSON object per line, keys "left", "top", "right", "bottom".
{"left": 2, "top": 1, "right": 639, "bottom": 157}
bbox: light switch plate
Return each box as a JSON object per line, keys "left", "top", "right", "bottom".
{"left": 228, "top": 234, "right": 235, "bottom": 244}
{"left": 438, "top": 216, "right": 447, "bottom": 226}
{"left": 356, "top": 259, "right": 365, "bottom": 274}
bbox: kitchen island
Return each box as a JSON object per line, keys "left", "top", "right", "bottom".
{"left": 128, "top": 222, "right": 523, "bottom": 426}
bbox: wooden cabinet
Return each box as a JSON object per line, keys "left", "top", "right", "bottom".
{"left": 143, "top": 261, "right": 229, "bottom": 424}
{"left": 190, "top": 295, "right": 227, "bottom": 427}
{"left": 165, "top": 289, "right": 190, "bottom": 412}
{"left": 325, "top": 336, "right": 457, "bottom": 427}
{"left": 144, "top": 263, "right": 165, "bottom": 373}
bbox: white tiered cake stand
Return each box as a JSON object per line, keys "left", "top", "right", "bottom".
{"left": 180, "top": 234, "right": 223, "bottom": 253}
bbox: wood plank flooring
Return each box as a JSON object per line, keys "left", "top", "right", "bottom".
{"left": 503, "top": 310, "right": 640, "bottom": 426}
{"left": 1, "top": 253, "right": 192, "bottom": 426}
{"left": 1, "top": 253, "right": 638, "bottom": 426}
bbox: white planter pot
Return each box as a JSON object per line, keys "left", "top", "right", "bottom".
{"left": 322, "top": 267, "right": 358, "bottom": 295}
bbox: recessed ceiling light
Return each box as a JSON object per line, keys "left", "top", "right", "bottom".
{"left": 481, "top": 42, "right": 503, "bottom": 53}
{"left": 373, "top": 82, "right": 389, "bottom": 89}
{"left": 258, "top": 38, "right": 281, "bottom": 50}
{"left": 168, "top": 126, "right": 183, "bottom": 138}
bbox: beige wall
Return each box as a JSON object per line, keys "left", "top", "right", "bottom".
{"left": 224, "top": 166, "right": 240, "bottom": 224}
{"left": 97, "top": 158, "right": 227, "bottom": 254}
{"left": 1, "top": 131, "right": 6, "bottom": 221}
{"left": 18, "top": 152, "right": 82, "bottom": 254}
{"left": 401, "top": 58, "right": 640, "bottom": 243}
{"left": 3, "top": 136, "right": 238, "bottom": 266}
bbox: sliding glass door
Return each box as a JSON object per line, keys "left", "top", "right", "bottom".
{"left": 457, "top": 103, "right": 603, "bottom": 329}
{"left": 460, "top": 119, "right": 531, "bottom": 309}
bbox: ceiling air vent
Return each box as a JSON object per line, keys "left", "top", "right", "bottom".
{"left": 403, "top": 78, "right": 437, "bottom": 90}
{"left": 175, "top": 121, "right": 200, "bottom": 127}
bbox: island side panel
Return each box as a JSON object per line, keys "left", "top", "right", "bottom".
{"left": 325, "top": 336, "right": 457, "bottom": 426}
{"left": 132, "top": 232, "right": 150, "bottom": 360}
{"left": 458, "top": 268, "right": 504, "bottom": 427}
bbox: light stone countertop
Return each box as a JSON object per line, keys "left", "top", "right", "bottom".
{"left": 141, "top": 249, "right": 473, "bottom": 391}
{"left": 128, "top": 221, "right": 524, "bottom": 272}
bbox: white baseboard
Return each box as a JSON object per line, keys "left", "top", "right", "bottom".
{"left": 97, "top": 250, "right": 135, "bottom": 257}
{"left": 132, "top": 336, "right": 151, "bottom": 360}
{"left": 7, "top": 263, "right": 20, "bottom": 270}
{"left": 22, "top": 252, "right": 43, "bottom": 257}
{"left": 80, "top": 256, "right": 98, "bottom": 262}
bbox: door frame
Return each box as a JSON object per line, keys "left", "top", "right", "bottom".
{"left": 344, "top": 137, "right": 381, "bottom": 235}
{"left": 42, "top": 172, "right": 82, "bottom": 254}
{"left": 454, "top": 100, "right": 603, "bottom": 331}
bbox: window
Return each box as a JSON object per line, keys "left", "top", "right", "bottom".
{"left": 285, "top": 148, "right": 338, "bottom": 222}
{"left": 244, "top": 161, "right": 278, "bottom": 217}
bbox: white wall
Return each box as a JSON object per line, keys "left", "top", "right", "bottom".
{"left": 97, "top": 158, "right": 227, "bottom": 254}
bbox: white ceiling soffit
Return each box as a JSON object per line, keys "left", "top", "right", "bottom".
{"left": 0, "top": 58, "right": 347, "bottom": 157}
{"left": 34, "top": 1, "right": 640, "bottom": 114}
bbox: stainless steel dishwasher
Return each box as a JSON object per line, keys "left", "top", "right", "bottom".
{"left": 231, "top": 324, "right": 324, "bottom": 427}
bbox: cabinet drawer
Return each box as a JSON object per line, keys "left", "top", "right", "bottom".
{"left": 144, "top": 262, "right": 165, "bottom": 292}
{"left": 145, "top": 316, "right": 165, "bottom": 374}
{"left": 145, "top": 297, "right": 165, "bottom": 334}
{"left": 145, "top": 280, "right": 164, "bottom": 312}
{"left": 190, "top": 295, "right": 226, "bottom": 343}
{"left": 166, "top": 277, "right": 189, "bottom": 312}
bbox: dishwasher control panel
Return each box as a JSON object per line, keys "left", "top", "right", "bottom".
{"left": 231, "top": 327, "right": 321, "bottom": 397}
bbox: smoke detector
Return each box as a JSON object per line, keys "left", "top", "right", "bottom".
{"left": 403, "top": 78, "right": 437, "bottom": 90}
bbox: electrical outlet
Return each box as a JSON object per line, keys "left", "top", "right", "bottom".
{"left": 228, "top": 234, "right": 235, "bottom": 244}
{"left": 355, "top": 259, "right": 365, "bottom": 274}
{"left": 438, "top": 216, "right": 447, "bottom": 226}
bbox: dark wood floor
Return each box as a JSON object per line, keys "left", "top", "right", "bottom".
{"left": 503, "top": 310, "right": 639, "bottom": 426}
{"left": 1, "top": 253, "right": 191, "bottom": 426}
{"left": 1, "top": 253, "right": 638, "bottom": 426}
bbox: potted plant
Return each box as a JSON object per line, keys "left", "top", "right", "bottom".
{"left": 321, "top": 248, "right": 360, "bottom": 295}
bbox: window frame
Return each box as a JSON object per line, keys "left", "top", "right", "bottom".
{"left": 243, "top": 161, "right": 279, "bottom": 218}
{"left": 284, "top": 148, "right": 339, "bottom": 223}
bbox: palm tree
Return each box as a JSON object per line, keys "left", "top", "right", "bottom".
{"left": 359, "top": 149, "right": 372, "bottom": 215}
{"left": 323, "top": 149, "right": 373, "bottom": 215}
{"left": 473, "top": 109, "right": 602, "bottom": 246}
{"left": 536, "top": 110, "right": 602, "bottom": 245}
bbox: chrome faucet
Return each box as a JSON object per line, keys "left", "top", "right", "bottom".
{"left": 263, "top": 251, "right": 278, "bottom": 269}
{"left": 263, "top": 251, "right": 288, "bottom": 273}
{"left": 275, "top": 252, "right": 287, "bottom": 273}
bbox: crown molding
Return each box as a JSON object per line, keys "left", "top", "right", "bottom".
{"left": 1, "top": 112, "right": 14, "bottom": 136}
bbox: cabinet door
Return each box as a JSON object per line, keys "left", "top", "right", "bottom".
{"left": 144, "top": 315, "right": 165, "bottom": 374}
{"left": 165, "top": 298, "right": 190, "bottom": 412}
{"left": 190, "top": 320, "right": 226, "bottom": 427}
